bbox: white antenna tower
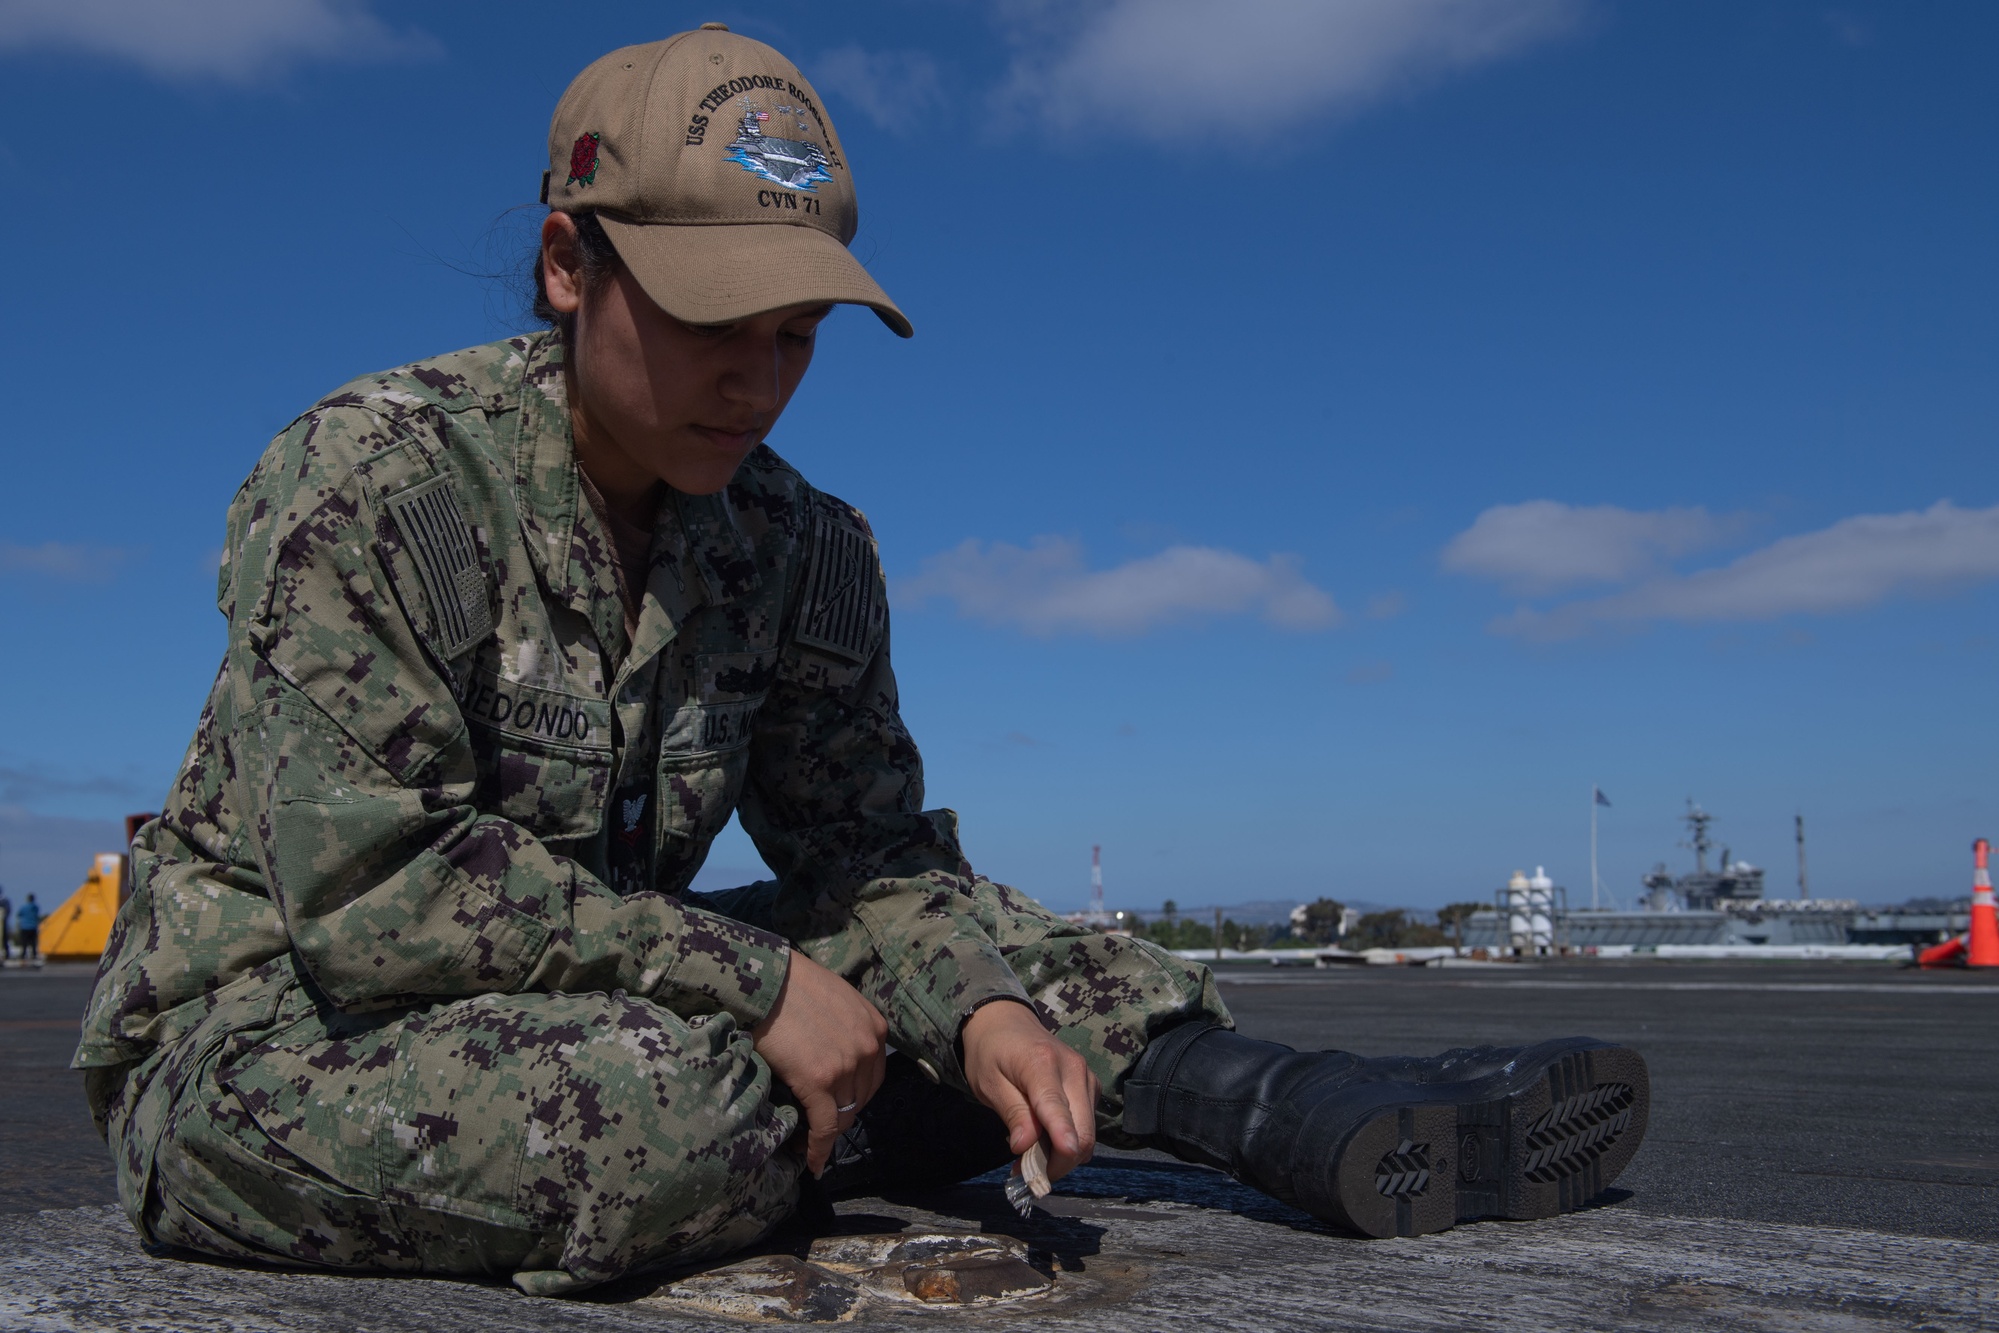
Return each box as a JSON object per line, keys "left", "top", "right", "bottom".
{"left": 1090, "top": 845, "right": 1105, "bottom": 922}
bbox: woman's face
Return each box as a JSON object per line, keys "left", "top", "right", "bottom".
{"left": 542, "top": 214, "right": 830, "bottom": 499}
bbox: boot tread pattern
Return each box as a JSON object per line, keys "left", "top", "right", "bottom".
{"left": 1521, "top": 1081, "right": 1635, "bottom": 1184}
{"left": 1373, "top": 1140, "right": 1431, "bottom": 1198}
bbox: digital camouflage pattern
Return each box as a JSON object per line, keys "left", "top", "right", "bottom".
{"left": 76, "top": 331, "right": 1229, "bottom": 1293}
{"left": 105, "top": 881, "right": 1223, "bottom": 1294}
{"left": 113, "top": 964, "right": 801, "bottom": 1295}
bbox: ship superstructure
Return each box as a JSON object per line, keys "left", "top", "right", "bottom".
{"left": 1457, "top": 802, "right": 1918, "bottom": 951}
{"left": 1640, "top": 804, "right": 1766, "bottom": 909}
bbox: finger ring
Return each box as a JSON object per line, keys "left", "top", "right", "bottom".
{"left": 835, "top": 1101, "right": 859, "bottom": 1114}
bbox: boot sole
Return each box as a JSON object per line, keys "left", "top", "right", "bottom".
{"left": 1327, "top": 1041, "right": 1649, "bottom": 1238}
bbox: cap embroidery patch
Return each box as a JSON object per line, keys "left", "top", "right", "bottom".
{"left": 725, "top": 98, "right": 832, "bottom": 191}
{"left": 566, "top": 132, "right": 601, "bottom": 187}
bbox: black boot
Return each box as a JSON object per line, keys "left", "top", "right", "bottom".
{"left": 817, "top": 1052, "right": 1015, "bottom": 1201}
{"left": 1122, "top": 1023, "right": 1648, "bottom": 1238}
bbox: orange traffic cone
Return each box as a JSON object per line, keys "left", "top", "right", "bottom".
{"left": 1970, "top": 837, "right": 1999, "bottom": 968}
{"left": 1917, "top": 934, "right": 1967, "bottom": 968}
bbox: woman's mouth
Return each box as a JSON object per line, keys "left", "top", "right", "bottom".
{"left": 691, "top": 424, "right": 759, "bottom": 451}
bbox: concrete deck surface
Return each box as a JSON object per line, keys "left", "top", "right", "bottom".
{"left": 4, "top": 958, "right": 1996, "bottom": 1330}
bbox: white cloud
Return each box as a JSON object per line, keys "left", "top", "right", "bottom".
{"left": 1365, "top": 590, "right": 1408, "bottom": 620}
{"left": 1441, "top": 500, "right": 1741, "bottom": 594}
{"left": 814, "top": 45, "right": 947, "bottom": 133}
{"left": 994, "top": 0, "right": 1584, "bottom": 143}
{"left": 1, "top": 541, "right": 127, "bottom": 582}
{"left": 0, "top": 0, "right": 431, "bottom": 82}
{"left": 899, "top": 536, "right": 1339, "bottom": 636}
{"left": 1488, "top": 501, "right": 1999, "bottom": 639}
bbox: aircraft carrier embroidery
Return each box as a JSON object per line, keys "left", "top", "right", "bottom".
{"left": 726, "top": 99, "right": 833, "bottom": 191}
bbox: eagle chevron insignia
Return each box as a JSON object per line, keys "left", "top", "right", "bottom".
{"left": 795, "top": 511, "right": 882, "bottom": 664}
{"left": 384, "top": 473, "right": 494, "bottom": 660}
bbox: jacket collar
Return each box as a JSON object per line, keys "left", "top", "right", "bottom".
{"left": 511, "top": 334, "right": 761, "bottom": 662}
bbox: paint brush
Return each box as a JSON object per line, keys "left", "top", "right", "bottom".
{"left": 1004, "top": 1139, "right": 1051, "bottom": 1219}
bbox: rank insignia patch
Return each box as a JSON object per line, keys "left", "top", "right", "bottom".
{"left": 385, "top": 474, "right": 493, "bottom": 660}
{"left": 567, "top": 132, "right": 602, "bottom": 187}
{"left": 795, "top": 512, "right": 881, "bottom": 664}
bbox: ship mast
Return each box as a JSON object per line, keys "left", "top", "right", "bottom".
{"left": 1683, "top": 802, "right": 1713, "bottom": 875}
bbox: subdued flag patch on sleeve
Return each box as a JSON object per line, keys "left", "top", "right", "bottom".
{"left": 384, "top": 473, "right": 494, "bottom": 660}
{"left": 795, "top": 509, "right": 883, "bottom": 664}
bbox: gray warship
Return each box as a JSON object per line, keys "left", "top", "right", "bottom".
{"left": 1459, "top": 802, "right": 1965, "bottom": 951}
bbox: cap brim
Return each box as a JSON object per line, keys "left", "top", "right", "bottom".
{"left": 597, "top": 217, "right": 913, "bottom": 339}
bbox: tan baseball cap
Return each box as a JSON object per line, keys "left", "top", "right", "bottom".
{"left": 542, "top": 23, "right": 911, "bottom": 338}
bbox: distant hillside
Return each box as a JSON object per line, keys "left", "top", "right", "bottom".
{"left": 689, "top": 864, "right": 773, "bottom": 895}
{"left": 1185, "top": 899, "right": 1399, "bottom": 924}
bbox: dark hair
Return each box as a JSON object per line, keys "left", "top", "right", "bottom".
{"left": 531, "top": 211, "right": 623, "bottom": 343}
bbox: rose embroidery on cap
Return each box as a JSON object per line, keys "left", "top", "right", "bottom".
{"left": 567, "top": 132, "right": 602, "bottom": 187}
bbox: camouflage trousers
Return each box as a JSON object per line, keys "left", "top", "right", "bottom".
{"left": 106, "top": 878, "right": 1228, "bottom": 1296}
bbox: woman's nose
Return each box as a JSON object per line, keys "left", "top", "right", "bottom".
{"left": 717, "top": 338, "right": 783, "bottom": 413}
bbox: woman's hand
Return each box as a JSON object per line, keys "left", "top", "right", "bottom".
{"left": 960, "top": 999, "right": 1099, "bottom": 1181}
{"left": 751, "top": 950, "right": 889, "bottom": 1175}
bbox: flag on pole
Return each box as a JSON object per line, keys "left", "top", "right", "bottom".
{"left": 1594, "top": 786, "right": 1612, "bottom": 807}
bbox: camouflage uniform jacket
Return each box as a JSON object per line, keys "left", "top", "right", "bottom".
{"left": 75, "top": 331, "right": 1030, "bottom": 1107}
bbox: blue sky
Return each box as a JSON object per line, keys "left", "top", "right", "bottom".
{"left": 1, "top": 0, "right": 1994, "bottom": 914}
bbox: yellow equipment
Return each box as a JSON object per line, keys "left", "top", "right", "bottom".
{"left": 38, "top": 852, "right": 125, "bottom": 961}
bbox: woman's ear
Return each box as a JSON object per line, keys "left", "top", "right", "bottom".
{"left": 541, "top": 211, "right": 584, "bottom": 314}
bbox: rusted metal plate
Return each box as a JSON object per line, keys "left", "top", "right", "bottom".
{"left": 642, "top": 1231, "right": 1056, "bottom": 1321}
{"left": 898, "top": 1253, "right": 1049, "bottom": 1304}
{"left": 650, "top": 1254, "right": 861, "bottom": 1323}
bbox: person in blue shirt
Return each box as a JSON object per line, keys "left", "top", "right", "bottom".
{"left": 0, "top": 887, "right": 11, "bottom": 961}
{"left": 15, "top": 893, "right": 40, "bottom": 964}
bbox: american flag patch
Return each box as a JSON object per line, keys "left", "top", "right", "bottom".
{"left": 385, "top": 473, "right": 493, "bottom": 660}
{"left": 795, "top": 511, "right": 882, "bottom": 664}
